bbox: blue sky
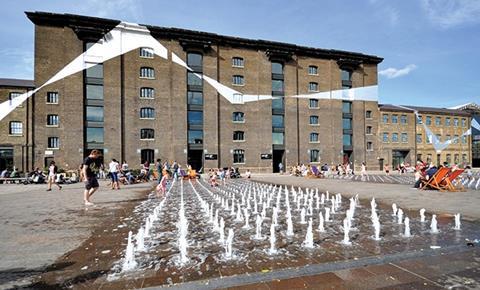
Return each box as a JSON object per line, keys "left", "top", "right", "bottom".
{"left": 0, "top": 0, "right": 478, "bottom": 107}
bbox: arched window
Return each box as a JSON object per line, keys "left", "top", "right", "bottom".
{"left": 47, "top": 114, "right": 59, "bottom": 126}
{"left": 140, "top": 107, "right": 155, "bottom": 119}
{"left": 233, "top": 149, "right": 245, "bottom": 164}
{"left": 232, "top": 75, "right": 244, "bottom": 86}
{"left": 310, "top": 133, "right": 319, "bottom": 142}
{"left": 140, "top": 67, "right": 155, "bottom": 79}
{"left": 308, "top": 65, "right": 318, "bottom": 75}
{"left": 140, "top": 87, "right": 155, "bottom": 98}
{"left": 309, "top": 115, "right": 319, "bottom": 125}
{"left": 310, "top": 149, "right": 320, "bottom": 163}
{"left": 232, "top": 112, "right": 245, "bottom": 122}
{"left": 233, "top": 131, "right": 245, "bottom": 141}
{"left": 308, "top": 82, "right": 318, "bottom": 92}
{"left": 232, "top": 57, "right": 244, "bottom": 67}
{"left": 141, "top": 149, "right": 154, "bottom": 164}
{"left": 139, "top": 47, "right": 154, "bottom": 58}
{"left": 140, "top": 128, "right": 155, "bottom": 140}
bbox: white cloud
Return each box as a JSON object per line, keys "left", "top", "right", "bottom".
{"left": 80, "top": 0, "right": 144, "bottom": 22}
{"left": 421, "top": 0, "right": 480, "bottom": 28}
{"left": 379, "top": 64, "right": 417, "bottom": 79}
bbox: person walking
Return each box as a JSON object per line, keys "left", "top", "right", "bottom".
{"left": 278, "top": 162, "right": 284, "bottom": 174}
{"left": 109, "top": 158, "right": 121, "bottom": 190}
{"left": 46, "top": 161, "right": 62, "bottom": 191}
{"left": 83, "top": 150, "right": 101, "bottom": 205}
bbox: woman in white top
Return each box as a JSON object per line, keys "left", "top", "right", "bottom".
{"left": 109, "top": 159, "right": 121, "bottom": 190}
{"left": 46, "top": 161, "right": 62, "bottom": 191}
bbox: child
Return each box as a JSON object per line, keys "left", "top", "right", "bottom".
{"left": 156, "top": 173, "right": 168, "bottom": 197}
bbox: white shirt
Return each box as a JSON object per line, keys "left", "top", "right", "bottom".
{"left": 109, "top": 161, "right": 119, "bottom": 173}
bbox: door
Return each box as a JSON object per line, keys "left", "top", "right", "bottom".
{"left": 188, "top": 150, "right": 203, "bottom": 172}
{"left": 272, "top": 150, "right": 284, "bottom": 173}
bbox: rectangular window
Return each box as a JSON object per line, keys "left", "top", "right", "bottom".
{"left": 272, "top": 62, "right": 283, "bottom": 75}
{"left": 272, "top": 79, "right": 284, "bottom": 92}
{"left": 400, "top": 115, "right": 407, "bottom": 124}
{"left": 86, "top": 127, "right": 104, "bottom": 144}
{"left": 462, "top": 135, "right": 467, "bottom": 144}
{"left": 435, "top": 117, "right": 441, "bottom": 126}
{"left": 383, "top": 114, "right": 388, "bottom": 123}
{"left": 416, "top": 134, "right": 422, "bottom": 144}
{"left": 272, "top": 132, "right": 284, "bottom": 145}
{"left": 47, "top": 92, "right": 59, "bottom": 104}
{"left": 232, "top": 112, "right": 245, "bottom": 122}
{"left": 187, "top": 91, "right": 203, "bottom": 105}
{"left": 188, "top": 130, "right": 203, "bottom": 144}
{"left": 309, "top": 99, "right": 319, "bottom": 108}
{"left": 308, "top": 82, "right": 318, "bottom": 92}
{"left": 140, "top": 87, "right": 155, "bottom": 99}
{"left": 309, "top": 115, "right": 319, "bottom": 125}
{"left": 366, "top": 126, "right": 372, "bottom": 134}
{"left": 271, "top": 98, "right": 284, "bottom": 110}
{"left": 426, "top": 134, "right": 432, "bottom": 144}
{"left": 86, "top": 84, "right": 103, "bottom": 100}
{"left": 401, "top": 133, "right": 408, "bottom": 143}
{"left": 86, "top": 64, "right": 103, "bottom": 78}
{"left": 445, "top": 117, "right": 451, "bottom": 126}
{"left": 367, "top": 142, "right": 373, "bottom": 151}
{"left": 187, "top": 111, "right": 203, "bottom": 125}
{"left": 187, "top": 72, "right": 202, "bottom": 86}
{"left": 461, "top": 118, "right": 466, "bottom": 127}
{"left": 140, "top": 67, "right": 155, "bottom": 79}
{"left": 139, "top": 47, "right": 154, "bottom": 58}
{"left": 310, "top": 133, "right": 319, "bottom": 142}
{"left": 140, "top": 128, "right": 155, "bottom": 140}
{"left": 436, "top": 134, "right": 441, "bottom": 142}
{"left": 365, "top": 110, "right": 372, "bottom": 119}
{"left": 233, "top": 149, "right": 245, "bottom": 164}
{"left": 308, "top": 65, "right": 318, "bottom": 75}
{"left": 454, "top": 135, "right": 459, "bottom": 144}
{"left": 342, "top": 118, "right": 352, "bottom": 130}
{"left": 86, "top": 106, "right": 104, "bottom": 122}
{"left": 272, "top": 115, "right": 284, "bottom": 128}
{"left": 417, "top": 115, "right": 423, "bottom": 124}
{"left": 9, "top": 121, "right": 22, "bottom": 135}
{"left": 462, "top": 154, "right": 467, "bottom": 163}
{"left": 453, "top": 118, "right": 459, "bottom": 127}
{"left": 446, "top": 154, "right": 451, "bottom": 164}
{"left": 343, "top": 134, "right": 352, "bottom": 146}
{"left": 47, "top": 137, "right": 59, "bottom": 149}
{"left": 9, "top": 92, "right": 22, "bottom": 105}
{"left": 47, "top": 115, "right": 59, "bottom": 126}
{"left": 426, "top": 116, "right": 432, "bottom": 125}
{"left": 232, "top": 57, "right": 244, "bottom": 67}
{"left": 454, "top": 154, "right": 459, "bottom": 164}
{"left": 233, "top": 131, "right": 245, "bottom": 141}
{"left": 342, "top": 101, "right": 352, "bottom": 113}
{"left": 391, "top": 115, "right": 398, "bottom": 124}
{"left": 310, "top": 150, "right": 320, "bottom": 162}
{"left": 341, "top": 70, "right": 352, "bottom": 82}
{"left": 383, "top": 133, "right": 389, "bottom": 143}
{"left": 187, "top": 53, "right": 203, "bottom": 67}
{"left": 392, "top": 133, "right": 399, "bottom": 142}
{"left": 232, "top": 75, "right": 245, "bottom": 86}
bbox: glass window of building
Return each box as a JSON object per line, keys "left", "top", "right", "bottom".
{"left": 232, "top": 75, "right": 245, "bottom": 86}
{"left": 462, "top": 135, "right": 467, "bottom": 144}
{"left": 233, "top": 131, "right": 245, "bottom": 141}
{"left": 47, "top": 92, "right": 59, "bottom": 104}
{"left": 140, "top": 128, "right": 154, "bottom": 140}
{"left": 343, "top": 134, "right": 352, "bottom": 146}
{"left": 272, "top": 132, "right": 284, "bottom": 145}
{"left": 310, "top": 149, "right": 320, "bottom": 162}
{"left": 86, "top": 64, "right": 103, "bottom": 78}
{"left": 435, "top": 117, "right": 441, "bottom": 126}
{"left": 365, "top": 110, "right": 372, "bottom": 118}
{"left": 446, "top": 154, "right": 451, "bottom": 164}
{"left": 86, "top": 106, "right": 104, "bottom": 122}
{"left": 232, "top": 57, "right": 244, "bottom": 67}
{"left": 309, "top": 99, "right": 319, "bottom": 108}
{"left": 232, "top": 112, "right": 245, "bottom": 122}
{"left": 454, "top": 154, "right": 459, "bottom": 164}
{"left": 401, "top": 133, "right": 408, "bottom": 142}
{"left": 367, "top": 142, "right": 373, "bottom": 150}
{"left": 417, "top": 115, "right": 423, "bottom": 124}
{"left": 308, "top": 82, "right": 318, "bottom": 92}
{"left": 310, "top": 133, "right": 319, "bottom": 142}
{"left": 187, "top": 72, "right": 202, "bottom": 86}
{"left": 140, "top": 67, "right": 155, "bottom": 79}
{"left": 47, "top": 137, "right": 59, "bottom": 148}
{"left": 271, "top": 79, "right": 284, "bottom": 92}
{"left": 9, "top": 92, "right": 22, "bottom": 102}
{"left": 426, "top": 116, "right": 432, "bottom": 125}
{"left": 187, "top": 53, "right": 202, "bottom": 67}
{"left": 188, "top": 130, "right": 203, "bottom": 144}
{"left": 233, "top": 149, "right": 245, "bottom": 164}
{"left": 47, "top": 114, "right": 59, "bottom": 126}
{"left": 462, "top": 154, "right": 467, "bottom": 163}
{"left": 342, "top": 118, "right": 352, "bottom": 129}
{"left": 400, "top": 115, "right": 407, "bottom": 124}
{"left": 392, "top": 114, "right": 398, "bottom": 124}
{"left": 86, "top": 128, "right": 104, "bottom": 144}
{"left": 272, "top": 115, "right": 284, "bottom": 128}
{"left": 139, "top": 47, "right": 154, "bottom": 58}
{"left": 9, "top": 121, "right": 22, "bottom": 135}
{"left": 461, "top": 118, "right": 466, "bottom": 127}
{"left": 453, "top": 118, "right": 459, "bottom": 126}
{"left": 187, "top": 111, "right": 203, "bottom": 125}
{"left": 383, "top": 133, "right": 389, "bottom": 142}
{"left": 366, "top": 126, "right": 372, "bottom": 134}
{"left": 446, "top": 135, "right": 451, "bottom": 141}
{"left": 382, "top": 114, "right": 389, "bottom": 123}
{"left": 342, "top": 101, "right": 352, "bottom": 113}
{"left": 445, "top": 117, "right": 451, "bottom": 126}
{"left": 140, "top": 87, "right": 155, "bottom": 99}
{"left": 308, "top": 65, "right": 318, "bottom": 75}
{"left": 454, "top": 135, "right": 459, "bottom": 144}
{"left": 341, "top": 69, "right": 352, "bottom": 81}
{"left": 436, "top": 134, "right": 441, "bottom": 142}
{"left": 272, "top": 62, "right": 283, "bottom": 74}
{"left": 187, "top": 91, "right": 203, "bottom": 105}
{"left": 86, "top": 84, "right": 103, "bottom": 100}
{"left": 310, "top": 115, "right": 319, "bottom": 125}
{"left": 416, "top": 134, "right": 422, "bottom": 143}
{"left": 140, "top": 107, "right": 155, "bottom": 119}
{"left": 392, "top": 133, "right": 399, "bottom": 142}
{"left": 426, "top": 134, "right": 432, "bottom": 144}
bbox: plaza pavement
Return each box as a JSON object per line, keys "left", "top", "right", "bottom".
{"left": 0, "top": 180, "right": 153, "bottom": 289}
{"left": 252, "top": 174, "right": 480, "bottom": 222}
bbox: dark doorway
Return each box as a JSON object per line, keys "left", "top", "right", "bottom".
{"left": 140, "top": 149, "right": 154, "bottom": 164}
{"left": 272, "top": 150, "right": 284, "bottom": 173}
{"left": 44, "top": 157, "right": 54, "bottom": 168}
{"left": 392, "top": 150, "right": 409, "bottom": 169}
{"left": 188, "top": 150, "right": 203, "bottom": 172}
{"left": 378, "top": 158, "right": 384, "bottom": 171}
{"left": 0, "top": 148, "right": 14, "bottom": 171}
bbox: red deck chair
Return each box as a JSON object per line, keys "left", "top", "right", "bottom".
{"left": 443, "top": 169, "right": 465, "bottom": 192}
{"left": 421, "top": 167, "right": 450, "bottom": 191}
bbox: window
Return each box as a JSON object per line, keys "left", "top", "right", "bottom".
{"left": 365, "top": 110, "right": 372, "bottom": 119}
{"left": 140, "top": 67, "right": 155, "bottom": 79}
{"left": 188, "top": 130, "right": 203, "bottom": 144}
{"left": 233, "top": 149, "right": 245, "bottom": 164}
{"left": 309, "top": 99, "right": 319, "bottom": 108}
{"left": 272, "top": 62, "right": 283, "bottom": 74}
{"left": 233, "top": 94, "right": 244, "bottom": 104}
{"left": 462, "top": 154, "right": 467, "bottom": 163}
{"left": 367, "top": 142, "right": 373, "bottom": 151}
{"left": 232, "top": 57, "right": 244, "bottom": 67}
{"left": 140, "top": 87, "right": 155, "bottom": 99}
{"left": 47, "top": 137, "right": 59, "bottom": 149}
{"left": 417, "top": 115, "right": 423, "bottom": 124}
{"left": 272, "top": 80, "right": 284, "bottom": 92}
{"left": 232, "top": 75, "right": 245, "bottom": 86}
{"left": 140, "top": 128, "right": 155, "bottom": 140}
{"left": 366, "top": 126, "right": 372, "bottom": 134}
{"left": 436, "top": 134, "right": 441, "bottom": 142}
{"left": 461, "top": 118, "right": 466, "bottom": 127}
{"left": 86, "top": 64, "right": 103, "bottom": 78}
{"left": 9, "top": 121, "right": 22, "bottom": 135}
{"left": 310, "top": 149, "right": 320, "bottom": 163}
{"left": 233, "top": 131, "right": 245, "bottom": 141}
{"left": 272, "top": 115, "right": 284, "bottom": 128}
{"left": 9, "top": 92, "right": 22, "bottom": 102}
{"left": 462, "top": 135, "right": 467, "bottom": 144}
{"left": 391, "top": 115, "right": 398, "bottom": 124}
{"left": 187, "top": 53, "right": 202, "bottom": 67}
{"left": 343, "top": 134, "right": 352, "bottom": 146}
{"left": 141, "top": 149, "right": 154, "bottom": 164}
{"left": 400, "top": 115, "right": 407, "bottom": 124}
{"left": 308, "top": 65, "right": 318, "bottom": 75}
{"left": 426, "top": 134, "right": 432, "bottom": 144}
{"left": 453, "top": 135, "right": 459, "bottom": 144}
{"left": 453, "top": 118, "right": 459, "bottom": 127}
{"left": 140, "top": 107, "right": 155, "bottom": 119}
{"left": 401, "top": 133, "right": 408, "bottom": 143}
{"left": 392, "top": 133, "right": 399, "bottom": 142}
{"left": 445, "top": 117, "right": 451, "bottom": 126}
{"left": 426, "top": 116, "right": 432, "bottom": 125}
{"left": 47, "top": 114, "right": 59, "bottom": 126}
{"left": 86, "top": 106, "right": 103, "bottom": 122}
{"left": 383, "top": 133, "right": 389, "bottom": 143}
{"left": 446, "top": 154, "right": 451, "bottom": 164}
{"left": 341, "top": 69, "right": 352, "bottom": 81}
{"left": 342, "top": 118, "right": 352, "bottom": 130}
{"left": 232, "top": 112, "right": 245, "bottom": 122}
{"left": 308, "top": 82, "right": 318, "bottom": 92}
{"left": 272, "top": 132, "right": 284, "bottom": 145}
{"left": 435, "top": 117, "right": 441, "bottom": 126}
{"left": 310, "top": 115, "right": 319, "bottom": 125}
{"left": 454, "top": 154, "right": 459, "bottom": 164}
{"left": 188, "top": 111, "right": 203, "bottom": 125}
{"left": 86, "top": 128, "right": 104, "bottom": 144}
{"left": 139, "top": 47, "right": 154, "bottom": 58}
{"left": 342, "top": 101, "right": 352, "bottom": 114}
{"left": 187, "top": 72, "right": 202, "bottom": 86}
{"left": 416, "top": 134, "right": 422, "bottom": 144}
{"left": 382, "top": 114, "right": 389, "bottom": 123}
{"left": 86, "top": 84, "right": 103, "bottom": 100}
{"left": 310, "top": 133, "right": 319, "bottom": 142}
{"left": 446, "top": 135, "right": 451, "bottom": 141}
{"left": 47, "top": 92, "right": 59, "bottom": 104}
{"left": 187, "top": 91, "right": 203, "bottom": 105}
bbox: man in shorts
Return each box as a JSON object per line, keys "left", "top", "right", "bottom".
{"left": 83, "top": 150, "right": 101, "bottom": 205}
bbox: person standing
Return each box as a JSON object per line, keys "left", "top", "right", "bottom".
{"left": 278, "top": 162, "right": 284, "bottom": 174}
{"left": 172, "top": 161, "right": 179, "bottom": 180}
{"left": 109, "top": 158, "right": 121, "bottom": 190}
{"left": 46, "top": 161, "right": 62, "bottom": 191}
{"left": 83, "top": 150, "right": 101, "bottom": 205}
{"left": 155, "top": 159, "right": 162, "bottom": 183}
{"left": 384, "top": 164, "right": 390, "bottom": 176}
